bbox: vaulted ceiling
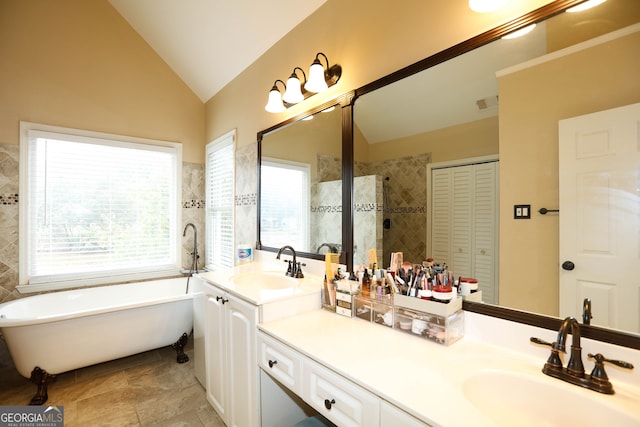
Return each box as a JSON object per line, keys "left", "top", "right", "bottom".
{"left": 108, "top": 0, "right": 328, "bottom": 103}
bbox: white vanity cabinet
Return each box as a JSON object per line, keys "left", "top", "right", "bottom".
{"left": 258, "top": 331, "right": 431, "bottom": 427}
{"left": 205, "top": 284, "right": 258, "bottom": 427}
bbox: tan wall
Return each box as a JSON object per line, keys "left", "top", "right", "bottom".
{"left": 0, "top": 0, "right": 204, "bottom": 162}
{"left": 204, "top": 0, "right": 554, "bottom": 146}
{"left": 498, "top": 31, "right": 640, "bottom": 316}
{"left": 359, "top": 117, "right": 499, "bottom": 164}
{"left": 261, "top": 107, "right": 341, "bottom": 182}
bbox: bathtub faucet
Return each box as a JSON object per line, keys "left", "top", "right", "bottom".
{"left": 183, "top": 223, "right": 198, "bottom": 275}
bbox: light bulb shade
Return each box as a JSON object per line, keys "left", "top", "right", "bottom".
{"left": 283, "top": 75, "right": 304, "bottom": 104}
{"left": 265, "top": 88, "right": 285, "bottom": 113}
{"left": 304, "top": 61, "right": 329, "bottom": 93}
{"left": 469, "top": 0, "right": 509, "bottom": 13}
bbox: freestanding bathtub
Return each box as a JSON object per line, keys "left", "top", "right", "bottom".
{"left": 0, "top": 277, "right": 194, "bottom": 404}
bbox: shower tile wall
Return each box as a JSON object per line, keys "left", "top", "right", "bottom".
{"left": 234, "top": 144, "right": 257, "bottom": 251}
{"left": 353, "top": 175, "right": 383, "bottom": 267}
{"left": 356, "top": 153, "right": 430, "bottom": 266}
{"left": 311, "top": 180, "right": 342, "bottom": 255}
{"left": 0, "top": 142, "right": 205, "bottom": 303}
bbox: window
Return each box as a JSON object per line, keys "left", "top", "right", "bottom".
{"left": 260, "top": 158, "right": 310, "bottom": 250}
{"left": 19, "top": 122, "right": 181, "bottom": 290}
{"left": 205, "top": 131, "right": 235, "bottom": 270}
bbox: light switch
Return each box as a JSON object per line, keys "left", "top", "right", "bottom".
{"left": 514, "top": 204, "right": 531, "bottom": 219}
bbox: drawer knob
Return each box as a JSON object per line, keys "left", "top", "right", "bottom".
{"left": 324, "top": 398, "right": 336, "bottom": 410}
{"left": 268, "top": 359, "right": 278, "bottom": 368}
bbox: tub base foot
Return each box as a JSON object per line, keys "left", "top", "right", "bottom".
{"left": 29, "top": 366, "right": 56, "bottom": 405}
{"left": 172, "top": 332, "right": 189, "bottom": 363}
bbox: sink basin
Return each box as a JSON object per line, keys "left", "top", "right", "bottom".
{"left": 463, "top": 370, "right": 637, "bottom": 427}
{"left": 228, "top": 271, "right": 299, "bottom": 289}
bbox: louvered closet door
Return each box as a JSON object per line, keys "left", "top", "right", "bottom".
{"left": 430, "top": 162, "right": 498, "bottom": 304}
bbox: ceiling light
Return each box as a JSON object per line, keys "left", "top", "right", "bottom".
{"left": 264, "top": 80, "right": 286, "bottom": 113}
{"left": 502, "top": 23, "right": 536, "bottom": 39}
{"left": 469, "top": 0, "right": 509, "bottom": 13}
{"left": 567, "top": 0, "right": 607, "bottom": 13}
{"left": 265, "top": 52, "right": 342, "bottom": 113}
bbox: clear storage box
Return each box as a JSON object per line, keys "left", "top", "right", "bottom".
{"left": 393, "top": 294, "right": 464, "bottom": 346}
{"left": 354, "top": 294, "right": 394, "bottom": 327}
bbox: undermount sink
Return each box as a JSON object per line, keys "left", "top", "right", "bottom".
{"left": 228, "top": 271, "right": 299, "bottom": 289}
{"left": 463, "top": 370, "right": 637, "bottom": 427}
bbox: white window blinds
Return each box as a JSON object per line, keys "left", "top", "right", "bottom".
{"left": 20, "top": 124, "right": 181, "bottom": 288}
{"left": 205, "top": 131, "right": 235, "bottom": 270}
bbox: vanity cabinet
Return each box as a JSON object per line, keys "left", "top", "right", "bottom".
{"left": 258, "top": 331, "right": 431, "bottom": 427}
{"left": 205, "top": 285, "right": 258, "bottom": 427}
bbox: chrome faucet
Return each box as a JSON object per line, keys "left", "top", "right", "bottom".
{"left": 276, "top": 245, "right": 304, "bottom": 278}
{"left": 531, "top": 316, "right": 633, "bottom": 394}
{"left": 182, "top": 223, "right": 198, "bottom": 275}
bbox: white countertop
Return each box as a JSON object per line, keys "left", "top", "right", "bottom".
{"left": 197, "top": 262, "right": 322, "bottom": 306}
{"left": 259, "top": 309, "right": 640, "bottom": 427}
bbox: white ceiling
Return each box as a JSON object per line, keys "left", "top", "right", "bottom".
{"left": 108, "top": 0, "right": 328, "bottom": 103}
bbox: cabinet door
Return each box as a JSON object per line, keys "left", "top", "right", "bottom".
{"left": 227, "top": 296, "right": 259, "bottom": 427}
{"left": 205, "top": 290, "right": 228, "bottom": 423}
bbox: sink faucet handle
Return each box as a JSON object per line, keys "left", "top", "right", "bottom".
{"left": 587, "top": 353, "right": 633, "bottom": 394}
{"left": 531, "top": 337, "right": 563, "bottom": 372}
{"left": 295, "top": 261, "right": 305, "bottom": 278}
{"left": 588, "top": 353, "right": 634, "bottom": 372}
{"left": 530, "top": 337, "right": 553, "bottom": 348}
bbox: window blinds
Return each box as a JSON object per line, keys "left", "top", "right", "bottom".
{"left": 205, "top": 133, "right": 235, "bottom": 270}
{"left": 24, "top": 129, "right": 179, "bottom": 285}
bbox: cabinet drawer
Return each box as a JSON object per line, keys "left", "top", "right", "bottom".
{"left": 303, "top": 358, "right": 380, "bottom": 427}
{"left": 258, "top": 333, "right": 303, "bottom": 395}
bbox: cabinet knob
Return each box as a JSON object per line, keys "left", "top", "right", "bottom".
{"left": 324, "top": 398, "right": 336, "bottom": 410}
{"left": 216, "top": 296, "right": 229, "bottom": 304}
{"left": 268, "top": 359, "right": 278, "bottom": 368}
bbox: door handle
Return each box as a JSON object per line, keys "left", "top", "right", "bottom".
{"left": 561, "top": 261, "right": 575, "bottom": 271}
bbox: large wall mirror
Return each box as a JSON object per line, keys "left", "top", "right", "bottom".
{"left": 258, "top": 0, "right": 640, "bottom": 348}
{"left": 257, "top": 102, "right": 345, "bottom": 260}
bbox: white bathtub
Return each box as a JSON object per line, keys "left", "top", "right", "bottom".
{"left": 0, "top": 277, "right": 194, "bottom": 379}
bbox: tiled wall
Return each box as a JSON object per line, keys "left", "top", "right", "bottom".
{"left": 0, "top": 144, "right": 19, "bottom": 304}
{"left": 234, "top": 144, "right": 257, "bottom": 251}
{"left": 0, "top": 143, "right": 205, "bottom": 303}
{"left": 357, "top": 153, "right": 431, "bottom": 266}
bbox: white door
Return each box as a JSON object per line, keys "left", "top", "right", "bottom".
{"left": 430, "top": 161, "right": 498, "bottom": 304}
{"left": 559, "top": 102, "right": 640, "bottom": 333}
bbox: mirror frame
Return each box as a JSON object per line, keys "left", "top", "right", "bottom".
{"left": 257, "top": 0, "right": 640, "bottom": 350}
{"left": 256, "top": 94, "right": 354, "bottom": 265}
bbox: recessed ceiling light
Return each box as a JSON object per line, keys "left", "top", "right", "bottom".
{"left": 567, "top": 0, "right": 607, "bottom": 13}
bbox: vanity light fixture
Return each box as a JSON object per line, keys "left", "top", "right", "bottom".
{"left": 567, "top": 0, "right": 607, "bottom": 13}
{"left": 264, "top": 52, "right": 342, "bottom": 113}
{"left": 282, "top": 67, "right": 307, "bottom": 104}
{"left": 264, "top": 80, "right": 287, "bottom": 113}
{"left": 468, "top": 0, "right": 509, "bottom": 13}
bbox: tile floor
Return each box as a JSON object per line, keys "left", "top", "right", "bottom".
{"left": 0, "top": 336, "right": 224, "bottom": 426}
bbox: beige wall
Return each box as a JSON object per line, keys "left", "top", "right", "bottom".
{"left": 0, "top": 0, "right": 204, "bottom": 162}
{"left": 356, "top": 117, "right": 499, "bottom": 164}
{"left": 204, "top": 0, "right": 554, "bottom": 147}
{"left": 499, "top": 31, "right": 640, "bottom": 316}
{"left": 261, "top": 107, "right": 341, "bottom": 182}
